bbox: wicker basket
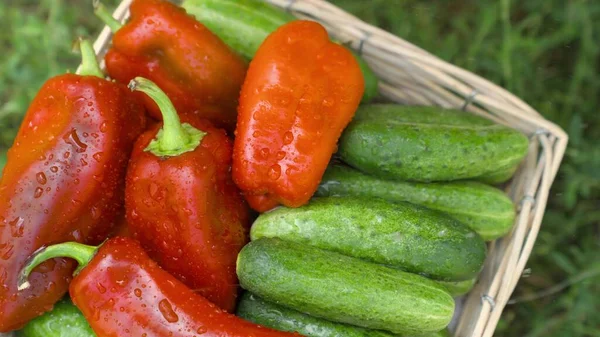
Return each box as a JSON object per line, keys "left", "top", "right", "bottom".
{"left": 2, "top": 1, "right": 566, "bottom": 337}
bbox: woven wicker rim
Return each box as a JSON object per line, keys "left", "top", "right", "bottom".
{"left": 73, "top": 1, "right": 568, "bottom": 337}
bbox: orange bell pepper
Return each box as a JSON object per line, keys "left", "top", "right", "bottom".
{"left": 233, "top": 20, "right": 365, "bottom": 212}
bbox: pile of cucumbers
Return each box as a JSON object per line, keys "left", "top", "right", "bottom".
{"left": 19, "top": 1, "right": 529, "bottom": 336}
{"left": 182, "top": 0, "right": 528, "bottom": 336}
{"left": 234, "top": 105, "right": 527, "bottom": 336}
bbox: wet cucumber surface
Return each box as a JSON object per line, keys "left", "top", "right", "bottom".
{"left": 338, "top": 105, "right": 529, "bottom": 182}
{"left": 436, "top": 278, "right": 477, "bottom": 298}
{"left": 237, "top": 292, "right": 399, "bottom": 337}
{"left": 251, "top": 197, "right": 486, "bottom": 281}
{"left": 237, "top": 238, "right": 455, "bottom": 334}
{"left": 316, "top": 164, "right": 515, "bottom": 240}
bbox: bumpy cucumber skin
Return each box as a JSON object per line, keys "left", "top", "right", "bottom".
{"left": 338, "top": 105, "right": 529, "bottom": 182}
{"left": 251, "top": 197, "right": 486, "bottom": 281}
{"left": 182, "top": 0, "right": 378, "bottom": 103}
{"left": 237, "top": 292, "right": 399, "bottom": 337}
{"left": 182, "top": 0, "right": 293, "bottom": 60}
{"left": 237, "top": 238, "right": 455, "bottom": 335}
{"left": 436, "top": 278, "right": 476, "bottom": 298}
{"left": 477, "top": 165, "right": 519, "bottom": 184}
{"left": 18, "top": 299, "right": 95, "bottom": 337}
{"left": 316, "top": 164, "right": 515, "bottom": 240}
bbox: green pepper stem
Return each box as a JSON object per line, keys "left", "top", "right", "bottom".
{"left": 77, "top": 38, "right": 104, "bottom": 78}
{"left": 18, "top": 242, "right": 98, "bottom": 291}
{"left": 93, "top": 0, "right": 123, "bottom": 32}
{"left": 128, "top": 77, "right": 206, "bottom": 157}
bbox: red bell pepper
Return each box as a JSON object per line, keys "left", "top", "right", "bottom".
{"left": 0, "top": 40, "right": 146, "bottom": 331}
{"left": 95, "top": 0, "right": 247, "bottom": 131}
{"left": 125, "top": 78, "right": 250, "bottom": 312}
{"left": 18, "top": 238, "right": 300, "bottom": 337}
{"left": 233, "top": 20, "right": 365, "bottom": 212}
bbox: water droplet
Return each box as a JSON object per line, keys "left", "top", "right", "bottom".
{"left": 134, "top": 288, "right": 142, "bottom": 297}
{"left": 34, "top": 187, "right": 44, "bottom": 198}
{"left": 80, "top": 158, "right": 88, "bottom": 166}
{"left": 46, "top": 281, "right": 56, "bottom": 292}
{"left": 92, "top": 152, "right": 104, "bottom": 162}
{"left": 268, "top": 164, "right": 281, "bottom": 180}
{"left": 63, "top": 129, "right": 88, "bottom": 153}
{"left": 36, "top": 172, "right": 47, "bottom": 185}
{"left": 9, "top": 217, "right": 24, "bottom": 237}
{"left": 72, "top": 229, "right": 82, "bottom": 241}
{"left": 90, "top": 206, "right": 101, "bottom": 220}
{"left": 283, "top": 132, "right": 294, "bottom": 145}
{"left": 64, "top": 151, "right": 70, "bottom": 159}
{"left": 259, "top": 148, "right": 270, "bottom": 159}
{"left": 0, "top": 243, "right": 14, "bottom": 260}
{"left": 50, "top": 166, "right": 58, "bottom": 173}
{"left": 96, "top": 282, "right": 107, "bottom": 293}
{"left": 276, "top": 151, "right": 286, "bottom": 160}
{"left": 149, "top": 182, "right": 159, "bottom": 199}
{"left": 99, "top": 122, "right": 108, "bottom": 133}
{"left": 158, "top": 299, "right": 179, "bottom": 323}
{"left": 197, "top": 326, "right": 208, "bottom": 334}
{"left": 322, "top": 97, "right": 334, "bottom": 107}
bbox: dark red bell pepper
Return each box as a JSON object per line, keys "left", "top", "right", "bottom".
{"left": 125, "top": 77, "right": 250, "bottom": 312}
{"left": 18, "top": 238, "right": 300, "bottom": 337}
{"left": 0, "top": 39, "right": 146, "bottom": 331}
{"left": 95, "top": 0, "right": 247, "bottom": 131}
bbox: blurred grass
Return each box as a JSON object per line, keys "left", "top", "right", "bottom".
{"left": 1, "top": 0, "right": 599, "bottom": 336}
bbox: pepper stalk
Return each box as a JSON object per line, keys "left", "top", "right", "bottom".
{"left": 18, "top": 242, "right": 98, "bottom": 291}
{"left": 128, "top": 77, "right": 206, "bottom": 157}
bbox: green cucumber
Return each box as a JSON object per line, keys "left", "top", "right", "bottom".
{"left": 17, "top": 298, "right": 95, "bottom": 337}
{"left": 237, "top": 292, "right": 399, "bottom": 337}
{"left": 237, "top": 238, "right": 455, "bottom": 334}
{"left": 338, "top": 104, "right": 529, "bottom": 182}
{"left": 182, "top": 0, "right": 294, "bottom": 60}
{"left": 436, "top": 278, "right": 476, "bottom": 297}
{"left": 182, "top": 0, "right": 378, "bottom": 102}
{"left": 251, "top": 197, "right": 486, "bottom": 281}
{"left": 477, "top": 165, "right": 519, "bottom": 184}
{"left": 315, "top": 164, "right": 515, "bottom": 240}
{"left": 421, "top": 330, "right": 451, "bottom": 337}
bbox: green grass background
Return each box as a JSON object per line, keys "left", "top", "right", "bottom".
{"left": 1, "top": 0, "right": 598, "bottom": 336}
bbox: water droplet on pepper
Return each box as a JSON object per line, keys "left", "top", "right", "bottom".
{"left": 158, "top": 299, "right": 179, "bottom": 323}
{"left": 36, "top": 172, "right": 47, "bottom": 185}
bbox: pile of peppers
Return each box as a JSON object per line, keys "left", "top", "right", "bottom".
{"left": 0, "top": 0, "right": 365, "bottom": 336}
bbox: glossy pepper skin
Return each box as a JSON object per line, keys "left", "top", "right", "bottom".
{"left": 233, "top": 20, "right": 365, "bottom": 212}
{"left": 125, "top": 78, "right": 249, "bottom": 312}
{"left": 98, "top": 0, "right": 247, "bottom": 131}
{"left": 19, "top": 238, "right": 301, "bottom": 337}
{"left": 0, "top": 41, "right": 146, "bottom": 332}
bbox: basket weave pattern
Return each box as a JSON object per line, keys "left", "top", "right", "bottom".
{"left": 0, "top": 1, "right": 566, "bottom": 337}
